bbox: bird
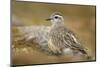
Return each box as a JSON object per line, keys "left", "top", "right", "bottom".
{"left": 46, "top": 12, "right": 88, "bottom": 57}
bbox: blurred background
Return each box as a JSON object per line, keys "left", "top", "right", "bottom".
{"left": 12, "top": 0, "right": 96, "bottom": 65}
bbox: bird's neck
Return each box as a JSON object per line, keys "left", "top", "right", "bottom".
{"left": 51, "top": 21, "right": 64, "bottom": 28}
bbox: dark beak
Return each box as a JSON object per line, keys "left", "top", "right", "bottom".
{"left": 45, "top": 18, "right": 51, "bottom": 21}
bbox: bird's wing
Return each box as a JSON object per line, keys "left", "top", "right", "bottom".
{"left": 63, "top": 31, "right": 82, "bottom": 49}
{"left": 61, "top": 28, "right": 87, "bottom": 54}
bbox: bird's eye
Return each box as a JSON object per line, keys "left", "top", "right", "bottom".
{"left": 54, "top": 16, "right": 58, "bottom": 19}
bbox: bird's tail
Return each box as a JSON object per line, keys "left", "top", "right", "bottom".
{"left": 80, "top": 49, "right": 92, "bottom": 60}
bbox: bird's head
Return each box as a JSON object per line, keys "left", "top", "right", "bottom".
{"left": 46, "top": 12, "right": 64, "bottom": 25}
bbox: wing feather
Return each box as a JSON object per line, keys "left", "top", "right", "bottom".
{"left": 62, "top": 28, "right": 87, "bottom": 54}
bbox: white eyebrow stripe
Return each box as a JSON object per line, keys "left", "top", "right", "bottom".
{"left": 54, "top": 15, "right": 62, "bottom": 17}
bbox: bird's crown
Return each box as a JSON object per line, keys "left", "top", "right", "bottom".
{"left": 51, "top": 12, "right": 62, "bottom": 17}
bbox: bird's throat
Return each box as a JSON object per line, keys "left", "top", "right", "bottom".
{"left": 51, "top": 22, "right": 64, "bottom": 28}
